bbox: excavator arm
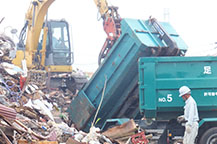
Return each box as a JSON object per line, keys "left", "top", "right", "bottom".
{"left": 94, "top": 0, "right": 122, "bottom": 65}
{"left": 94, "top": 0, "right": 109, "bottom": 18}
{"left": 13, "top": 0, "right": 55, "bottom": 68}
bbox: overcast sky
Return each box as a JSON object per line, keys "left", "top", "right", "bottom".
{"left": 1, "top": 0, "right": 217, "bottom": 72}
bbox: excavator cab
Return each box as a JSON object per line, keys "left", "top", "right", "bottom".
{"left": 12, "top": 0, "right": 87, "bottom": 93}
{"left": 38, "top": 20, "right": 73, "bottom": 67}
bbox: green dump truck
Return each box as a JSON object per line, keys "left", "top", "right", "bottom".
{"left": 67, "top": 17, "right": 187, "bottom": 132}
{"left": 139, "top": 56, "right": 217, "bottom": 143}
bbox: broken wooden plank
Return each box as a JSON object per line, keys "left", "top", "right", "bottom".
{"left": 102, "top": 119, "right": 137, "bottom": 139}
{"left": 0, "top": 128, "right": 12, "bottom": 144}
{"left": 66, "top": 137, "right": 85, "bottom": 144}
{"left": 0, "top": 104, "right": 17, "bottom": 121}
{"left": 14, "top": 119, "right": 47, "bottom": 140}
{"left": 18, "top": 140, "right": 58, "bottom": 144}
{"left": 0, "top": 125, "right": 14, "bottom": 137}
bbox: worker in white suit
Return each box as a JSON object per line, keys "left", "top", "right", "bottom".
{"left": 177, "top": 86, "right": 199, "bottom": 144}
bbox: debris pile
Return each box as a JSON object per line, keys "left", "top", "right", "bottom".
{"left": 0, "top": 67, "right": 77, "bottom": 143}
{"left": 0, "top": 34, "right": 79, "bottom": 143}
{"left": 0, "top": 33, "right": 15, "bottom": 63}
{"left": 66, "top": 120, "right": 151, "bottom": 144}
{"left": 0, "top": 34, "right": 151, "bottom": 144}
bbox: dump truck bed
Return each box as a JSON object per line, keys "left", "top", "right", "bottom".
{"left": 139, "top": 56, "right": 217, "bottom": 120}
{"left": 67, "top": 18, "right": 187, "bottom": 131}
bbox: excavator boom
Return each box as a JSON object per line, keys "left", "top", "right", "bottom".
{"left": 94, "top": 0, "right": 109, "bottom": 18}
{"left": 25, "top": 0, "right": 55, "bottom": 53}
{"left": 13, "top": 0, "right": 55, "bottom": 68}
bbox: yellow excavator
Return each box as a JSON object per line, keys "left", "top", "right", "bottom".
{"left": 12, "top": 0, "right": 87, "bottom": 93}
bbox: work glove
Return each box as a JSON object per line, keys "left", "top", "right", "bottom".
{"left": 185, "top": 124, "right": 192, "bottom": 133}
{"left": 177, "top": 115, "right": 185, "bottom": 123}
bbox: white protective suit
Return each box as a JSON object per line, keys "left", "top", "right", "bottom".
{"left": 183, "top": 96, "right": 199, "bottom": 144}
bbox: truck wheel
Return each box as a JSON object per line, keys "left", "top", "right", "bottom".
{"left": 199, "top": 127, "right": 217, "bottom": 144}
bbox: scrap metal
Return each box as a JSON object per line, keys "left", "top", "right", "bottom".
{"left": 0, "top": 34, "right": 15, "bottom": 63}
{"left": 0, "top": 104, "right": 16, "bottom": 121}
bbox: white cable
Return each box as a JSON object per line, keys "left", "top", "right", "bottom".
{"left": 91, "top": 75, "right": 107, "bottom": 128}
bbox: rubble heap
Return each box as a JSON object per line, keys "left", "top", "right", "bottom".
{"left": 0, "top": 34, "right": 79, "bottom": 143}
{"left": 0, "top": 34, "right": 151, "bottom": 144}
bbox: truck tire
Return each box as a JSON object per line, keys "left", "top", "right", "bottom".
{"left": 199, "top": 127, "right": 217, "bottom": 144}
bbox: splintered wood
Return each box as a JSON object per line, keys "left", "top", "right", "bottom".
{"left": 103, "top": 119, "right": 137, "bottom": 141}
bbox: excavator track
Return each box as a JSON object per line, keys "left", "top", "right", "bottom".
{"left": 48, "top": 72, "right": 88, "bottom": 94}
{"left": 27, "top": 70, "right": 88, "bottom": 94}
{"left": 66, "top": 73, "right": 88, "bottom": 94}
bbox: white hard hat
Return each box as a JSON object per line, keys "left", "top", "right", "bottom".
{"left": 179, "top": 86, "right": 191, "bottom": 97}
